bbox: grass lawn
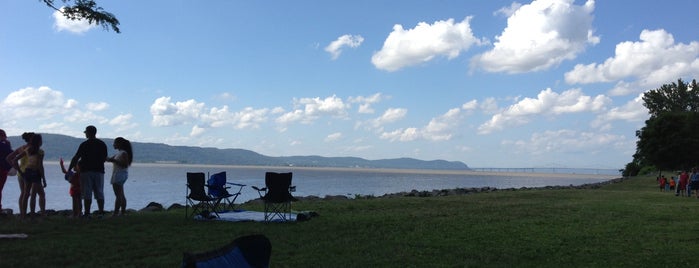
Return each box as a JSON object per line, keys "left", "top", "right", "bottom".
{"left": 1, "top": 174, "right": 697, "bottom": 267}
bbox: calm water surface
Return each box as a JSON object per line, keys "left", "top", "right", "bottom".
{"left": 0, "top": 163, "right": 617, "bottom": 213}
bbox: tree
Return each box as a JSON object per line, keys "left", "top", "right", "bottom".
{"left": 635, "top": 111, "right": 699, "bottom": 171}
{"left": 642, "top": 79, "right": 699, "bottom": 117}
{"left": 41, "top": 0, "right": 120, "bottom": 33}
{"left": 634, "top": 79, "right": 699, "bottom": 172}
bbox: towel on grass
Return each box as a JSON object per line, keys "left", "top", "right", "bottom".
{"left": 215, "top": 210, "right": 297, "bottom": 222}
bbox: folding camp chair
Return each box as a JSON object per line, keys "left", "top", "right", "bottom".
{"left": 252, "top": 172, "right": 297, "bottom": 222}
{"left": 207, "top": 171, "right": 245, "bottom": 212}
{"left": 186, "top": 172, "right": 223, "bottom": 219}
{"left": 182, "top": 234, "right": 271, "bottom": 268}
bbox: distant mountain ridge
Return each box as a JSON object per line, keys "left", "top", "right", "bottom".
{"left": 7, "top": 133, "right": 470, "bottom": 170}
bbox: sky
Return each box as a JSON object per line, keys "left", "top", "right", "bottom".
{"left": 1, "top": 0, "right": 698, "bottom": 169}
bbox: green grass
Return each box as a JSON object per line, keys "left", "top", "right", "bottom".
{"left": 1, "top": 175, "right": 698, "bottom": 267}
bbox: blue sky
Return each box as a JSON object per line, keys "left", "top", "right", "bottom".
{"left": 1, "top": 0, "right": 697, "bottom": 169}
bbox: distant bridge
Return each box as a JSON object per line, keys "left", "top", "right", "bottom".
{"left": 470, "top": 167, "right": 621, "bottom": 175}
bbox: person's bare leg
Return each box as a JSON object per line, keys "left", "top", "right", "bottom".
{"left": 84, "top": 198, "right": 92, "bottom": 216}
{"left": 36, "top": 186, "right": 45, "bottom": 214}
{"left": 97, "top": 199, "right": 105, "bottom": 214}
{"left": 29, "top": 187, "right": 36, "bottom": 214}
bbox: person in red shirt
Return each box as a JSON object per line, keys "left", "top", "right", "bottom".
{"left": 678, "top": 171, "right": 690, "bottom": 197}
{"left": 659, "top": 176, "right": 667, "bottom": 191}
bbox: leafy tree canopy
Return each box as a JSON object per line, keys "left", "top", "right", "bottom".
{"left": 642, "top": 79, "right": 699, "bottom": 117}
{"left": 41, "top": 0, "right": 120, "bottom": 33}
{"left": 634, "top": 79, "right": 699, "bottom": 172}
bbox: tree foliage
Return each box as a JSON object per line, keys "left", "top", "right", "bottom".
{"left": 635, "top": 111, "right": 699, "bottom": 171}
{"left": 41, "top": 0, "right": 120, "bottom": 33}
{"left": 642, "top": 79, "right": 699, "bottom": 117}
{"left": 634, "top": 79, "right": 699, "bottom": 172}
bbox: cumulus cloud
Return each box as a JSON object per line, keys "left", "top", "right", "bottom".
{"left": 472, "top": 0, "right": 598, "bottom": 73}
{"left": 87, "top": 102, "right": 109, "bottom": 111}
{"left": 380, "top": 127, "right": 420, "bottom": 142}
{"left": 109, "top": 113, "right": 137, "bottom": 131}
{"left": 494, "top": 2, "right": 523, "bottom": 17}
{"left": 478, "top": 88, "right": 611, "bottom": 134}
{"left": 422, "top": 108, "right": 462, "bottom": 141}
{"left": 324, "top": 132, "right": 342, "bottom": 142}
{"left": 276, "top": 95, "right": 349, "bottom": 125}
{"left": 591, "top": 93, "right": 648, "bottom": 129}
{"left": 1, "top": 86, "right": 75, "bottom": 120}
{"left": 372, "top": 16, "right": 486, "bottom": 71}
{"left": 231, "top": 107, "right": 269, "bottom": 129}
{"left": 349, "top": 93, "right": 385, "bottom": 114}
{"left": 53, "top": 8, "right": 97, "bottom": 34}
{"left": 150, "top": 96, "right": 270, "bottom": 131}
{"left": 565, "top": 29, "right": 699, "bottom": 87}
{"left": 150, "top": 97, "right": 205, "bottom": 127}
{"left": 325, "top": 34, "right": 364, "bottom": 60}
{"left": 380, "top": 108, "right": 463, "bottom": 142}
{"left": 0, "top": 86, "right": 109, "bottom": 133}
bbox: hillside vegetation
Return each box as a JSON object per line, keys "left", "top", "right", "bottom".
{"left": 7, "top": 133, "right": 469, "bottom": 170}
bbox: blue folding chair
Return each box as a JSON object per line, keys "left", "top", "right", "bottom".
{"left": 207, "top": 171, "right": 245, "bottom": 212}
{"left": 182, "top": 234, "right": 271, "bottom": 268}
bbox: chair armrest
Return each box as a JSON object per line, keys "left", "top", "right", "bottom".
{"left": 227, "top": 182, "right": 246, "bottom": 187}
{"left": 251, "top": 186, "right": 266, "bottom": 191}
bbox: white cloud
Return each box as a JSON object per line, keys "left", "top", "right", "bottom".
{"left": 149, "top": 97, "right": 205, "bottom": 127}
{"left": 325, "top": 132, "right": 342, "bottom": 142}
{"left": 349, "top": 93, "right": 385, "bottom": 114}
{"left": 380, "top": 107, "right": 463, "bottom": 142}
{"left": 53, "top": 8, "right": 97, "bottom": 34}
{"left": 150, "top": 96, "right": 271, "bottom": 131}
{"left": 1, "top": 86, "right": 73, "bottom": 120}
{"left": 423, "top": 108, "right": 461, "bottom": 141}
{"left": 591, "top": 93, "right": 648, "bottom": 129}
{"left": 565, "top": 29, "right": 699, "bottom": 86}
{"left": 276, "top": 95, "right": 350, "bottom": 125}
{"left": 472, "top": 0, "right": 598, "bottom": 73}
{"left": 371, "top": 108, "right": 407, "bottom": 129}
{"left": 231, "top": 107, "right": 269, "bottom": 129}
{"left": 478, "top": 88, "right": 611, "bottom": 134}
{"left": 325, "top": 34, "right": 364, "bottom": 60}
{"left": 494, "top": 2, "right": 523, "bottom": 17}
{"left": 109, "top": 113, "right": 137, "bottom": 131}
{"left": 380, "top": 127, "right": 420, "bottom": 142}
{"left": 372, "top": 16, "right": 486, "bottom": 71}
{"left": 480, "top": 98, "right": 500, "bottom": 114}
{"left": 87, "top": 102, "right": 109, "bottom": 111}
{"left": 190, "top": 125, "right": 206, "bottom": 137}
{"left": 461, "top": 100, "right": 479, "bottom": 110}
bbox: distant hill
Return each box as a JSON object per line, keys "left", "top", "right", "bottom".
{"left": 6, "top": 133, "right": 470, "bottom": 170}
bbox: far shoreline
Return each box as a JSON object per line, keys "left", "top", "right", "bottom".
{"left": 125, "top": 162, "right": 619, "bottom": 180}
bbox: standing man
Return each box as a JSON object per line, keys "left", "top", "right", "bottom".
{"left": 69, "top": 125, "right": 107, "bottom": 218}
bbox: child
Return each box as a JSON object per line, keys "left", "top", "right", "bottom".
{"left": 669, "top": 176, "right": 676, "bottom": 191}
{"left": 659, "top": 176, "right": 666, "bottom": 192}
{"left": 60, "top": 157, "right": 81, "bottom": 219}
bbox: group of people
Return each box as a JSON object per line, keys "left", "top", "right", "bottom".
{"left": 0, "top": 125, "right": 134, "bottom": 220}
{"left": 658, "top": 169, "right": 699, "bottom": 197}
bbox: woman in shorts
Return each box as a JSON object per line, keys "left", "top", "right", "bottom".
{"left": 107, "top": 137, "right": 133, "bottom": 216}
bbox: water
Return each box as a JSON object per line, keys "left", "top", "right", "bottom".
{"left": 0, "top": 162, "right": 617, "bottom": 213}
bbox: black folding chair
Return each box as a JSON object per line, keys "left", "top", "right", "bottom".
{"left": 186, "top": 172, "right": 222, "bottom": 219}
{"left": 252, "top": 172, "right": 297, "bottom": 222}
